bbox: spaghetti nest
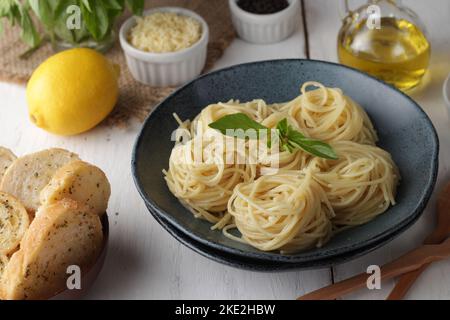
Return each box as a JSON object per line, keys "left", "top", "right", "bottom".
{"left": 164, "top": 135, "right": 256, "bottom": 226}
{"left": 287, "top": 82, "right": 378, "bottom": 144}
{"left": 309, "top": 141, "right": 400, "bottom": 228}
{"left": 227, "top": 171, "right": 334, "bottom": 253}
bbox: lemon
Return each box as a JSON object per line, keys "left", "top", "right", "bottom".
{"left": 27, "top": 48, "right": 119, "bottom": 136}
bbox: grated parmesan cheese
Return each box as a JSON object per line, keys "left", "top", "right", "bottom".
{"left": 128, "top": 12, "right": 203, "bottom": 53}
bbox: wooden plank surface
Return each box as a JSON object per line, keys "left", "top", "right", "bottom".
{"left": 304, "top": 0, "right": 450, "bottom": 299}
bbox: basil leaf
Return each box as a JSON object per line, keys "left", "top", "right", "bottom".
{"left": 80, "top": 0, "right": 92, "bottom": 12}
{"left": 28, "top": 0, "right": 54, "bottom": 29}
{"left": 209, "top": 113, "right": 269, "bottom": 139}
{"left": 17, "top": 4, "right": 40, "bottom": 47}
{"left": 95, "top": 2, "right": 110, "bottom": 39}
{"left": 105, "top": 1, "right": 125, "bottom": 25}
{"left": 51, "top": 0, "right": 78, "bottom": 44}
{"left": 208, "top": 114, "right": 337, "bottom": 160}
{"left": 287, "top": 130, "right": 338, "bottom": 160}
{"left": 27, "top": 0, "right": 39, "bottom": 13}
{"left": 126, "top": 0, "right": 144, "bottom": 15}
{"left": 2, "top": 0, "right": 143, "bottom": 53}
{"left": 104, "top": 0, "right": 124, "bottom": 11}
{"left": 81, "top": 0, "right": 109, "bottom": 40}
{"left": 8, "top": 4, "right": 20, "bottom": 27}
{"left": 0, "top": 0, "right": 15, "bottom": 17}
{"left": 276, "top": 118, "right": 288, "bottom": 137}
{"left": 282, "top": 142, "right": 295, "bottom": 153}
{"left": 53, "top": 0, "right": 73, "bottom": 18}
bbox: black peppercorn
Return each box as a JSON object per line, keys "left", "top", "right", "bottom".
{"left": 237, "top": 0, "right": 290, "bottom": 15}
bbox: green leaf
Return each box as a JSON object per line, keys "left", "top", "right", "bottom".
{"left": 287, "top": 129, "right": 338, "bottom": 160}
{"left": 2, "top": 0, "right": 137, "bottom": 53}
{"left": 209, "top": 113, "right": 269, "bottom": 139}
{"left": 53, "top": 0, "right": 74, "bottom": 17}
{"left": 17, "top": 3, "right": 41, "bottom": 47}
{"left": 8, "top": 7, "right": 19, "bottom": 27}
{"left": 0, "top": 0, "right": 15, "bottom": 17}
{"left": 208, "top": 114, "right": 337, "bottom": 160}
{"left": 0, "top": 0, "right": 17, "bottom": 28}
{"left": 95, "top": 5, "right": 110, "bottom": 39}
{"left": 80, "top": 0, "right": 92, "bottom": 12}
{"left": 27, "top": 0, "right": 40, "bottom": 16}
{"left": 28, "top": 0, "right": 54, "bottom": 28}
{"left": 104, "top": 0, "right": 125, "bottom": 11}
{"left": 126, "top": 0, "right": 144, "bottom": 15}
{"left": 51, "top": 0, "right": 78, "bottom": 44}
{"left": 276, "top": 118, "right": 289, "bottom": 137}
{"left": 105, "top": 0, "right": 125, "bottom": 25}
{"left": 81, "top": 0, "right": 109, "bottom": 40}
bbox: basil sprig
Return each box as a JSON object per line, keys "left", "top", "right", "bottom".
{"left": 0, "top": 0, "right": 41, "bottom": 48}
{"left": 209, "top": 113, "right": 338, "bottom": 160}
{"left": 0, "top": 0, "right": 145, "bottom": 51}
{"left": 208, "top": 113, "right": 268, "bottom": 139}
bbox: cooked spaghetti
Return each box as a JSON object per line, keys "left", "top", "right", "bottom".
{"left": 191, "top": 100, "right": 274, "bottom": 136}
{"left": 164, "top": 135, "right": 255, "bottom": 226}
{"left": 163, "top": 82, "right": 400, "bottom": 253}
{"left": 287, "top": 82, "right": 378, "bottom": 144}
{"left": 309, "top": 141, "right": 400, "bottom": 228}
{"left": 227, "top": 170, "right": 334, "bottom": 253}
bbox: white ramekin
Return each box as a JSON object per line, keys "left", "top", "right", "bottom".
{"left": 229, "top": 0, "right": 300, "bottom": 44}
{"left": 119, "top": 7, "right": 209, "bottom": 87}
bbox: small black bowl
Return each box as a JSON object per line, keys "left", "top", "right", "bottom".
{"left": 132, "top": 59, "right": 439, "bottom": 266}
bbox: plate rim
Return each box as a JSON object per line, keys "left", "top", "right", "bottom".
{"left": 147, "top": 202, "right": 422, "bottom": 271}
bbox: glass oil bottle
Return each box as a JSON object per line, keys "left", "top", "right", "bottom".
{"left": 338, "top": 0, "right": 430, "bottom": 91}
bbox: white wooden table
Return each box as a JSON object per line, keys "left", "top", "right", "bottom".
{"left": 1, "top": 0, "right": 450, "bottom": 300}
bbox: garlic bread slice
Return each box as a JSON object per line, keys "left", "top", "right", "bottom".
{"left": 0, "top": 147, "right": 16, "bottom": 183}
{"left": 0, "top": 199, "right": 103, "bottom": 300}
{"left": 0, "top": 192, "right": 29, "bottom": 255}
{"left": 0, "top": 148, "right": 79, "bottom": 212}
{"left": 0, "top": 254, "right": 8, "bottom": 299}
{"left": 40, "top": 161, "right": 111, "bottom": 216}
{"left": 0, "top": 254, "right": 8, "bottom": 277}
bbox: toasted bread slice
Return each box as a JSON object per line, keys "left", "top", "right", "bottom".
{"left": 0, "top": 147, "right": 16, "bottom": 183}
{"left": 0, "top": 199, "right": 103, "bottom": 300}
{"left": 40, "top": 161, "right": 110, "bottom": 216}
{"left": 0, "top": 192, "right": 29, "bottom": 255}
{"left": 0, "top": 149, "right": 79, "bottom": 212}
{"left": 0, "top": 253, "right": 8, "bottom": 299}
{"left": 0, "top": 254, "right": 7, "bottom": 276}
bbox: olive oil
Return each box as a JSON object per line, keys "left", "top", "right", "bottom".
{"left": 338, "top": 17, "right": 430, "bottom": 91}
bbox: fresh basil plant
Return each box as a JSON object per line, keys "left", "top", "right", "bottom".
{"left": 0, "top": 0, "right": 144, "bottom": 53}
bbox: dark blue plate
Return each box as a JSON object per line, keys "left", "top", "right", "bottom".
{"left": 132, "top": 59, "right": 439, "bottom": 265}
{"left": 145, "top": 202, "right": 423, "bottom": 271}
